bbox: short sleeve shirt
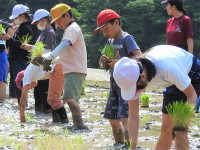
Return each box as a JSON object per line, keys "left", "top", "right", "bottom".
{"left": 36, "top": 26, "right": 56, "bottom": 50}
{"left": 166, "top": 15, "right": 193, "bottom": 50}
{"left": 147, "top": 45, "right": 193, "bottom": 91}
{"left": 107, "top": 32, "right": 140, "bottom": 59}
{"left": 60, "top": 22, "right": 87, "bottom": 74}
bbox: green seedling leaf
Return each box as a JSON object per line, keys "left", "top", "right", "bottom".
{"left": 0, "top": 24, "right": 7, "bottom": 34}
{"left": 30, "top": 41, "right": 45, "bottom": 62}
{"left": 166, "top": 101, "right": 195, "bottom": 129}
{"left": 99, "top": 45, "right": 115, "bottom": 59}
{"left": 17, "top": 34, "right": 33, "bottom": 45}
{"left": 140, "top": 93, "right": 150, "bottom": 107}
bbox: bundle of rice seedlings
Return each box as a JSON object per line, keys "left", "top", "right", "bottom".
{"left": 166, "top": 101, "right": 195, "bottom": 139}
{"left": 18, "top": 34, "right": 33, "bottom": 46}
{"left": 30, "top": 41, "right": 45, "bottom": 62}
{"left": 140, "top": 93, "right": 150, "bottom": 107}
{"left": 0, "top": 24, "right": 6, "bottom": 34}
{"left": 81, "top": 85, "right": 86, "bottom": 95}
{"left": 99, "top": 45, "right": 115, "bottom": 59}
{"left": 99, "top": 45, "right": 115, "bottom": 70}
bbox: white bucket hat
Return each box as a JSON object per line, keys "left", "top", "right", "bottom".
{"left": 113, "top": 57, "right": 140, "bottom": 100}
{"left": 9, "top": 4, "right": 27, "bottom": 20}
{"left": 32, "top": 9, "right": 50, "bottom": 24}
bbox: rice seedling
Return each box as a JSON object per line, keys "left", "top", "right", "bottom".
{"left": 166, "top": 101, "right": 195, "bottom": 139}
{"left": 0, "top": 135, "right": 16, "bottom": 148}
{"left": 99, "top": 45, "right": 115, "bottom": 70}
{"left": 15, "top": 142, "right": 22, "bottom": 150}
{"left": 30, "top": 41, "right": 45, "bottom": 62}
{"left": 18, "top": 34, "right": 33, "bottom": 45}
{"left": 25, "top": 113, "right": 34, "bottom": 123}
{"left": 81, "top": 85, "right": 86, "bottom": 95}
{"left": 140, "top": 93, "right": 150, "bottom": 107}
{"left": 0, "top": 24, "right": 7, "bottom": 34}
{"left": 106, "top": 91, "right": 110, "bottom": 99}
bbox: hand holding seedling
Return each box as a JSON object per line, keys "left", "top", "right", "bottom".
{"left": 100, "top": 55, "right": 110, "bottom": 63}
{"left": 41, "top": 59, "right": 52, "bottom": 72}
{"left": 32, "top": 56, "right": 44, "bottom": 66}
{"left": 107, "top": 59, "right": 118, "bottom": 68}
{"left": 21, "top": 44, "right": 33, "bottom": 51}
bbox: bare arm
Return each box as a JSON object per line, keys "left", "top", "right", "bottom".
{"left": 182, "top": 84, "right": 197, "bottom": 105}
{"left": 187, "top": 37, "right": 193, "bottom": 54}
{"left": 20, "top": 85, "right": 29, "bottom": 122}
{"left": 130, "top": 49, "right": 142, "bottom": 59}
{"left": 7, "top": 27, "right": 14, "bottom": 38}
{"left": 128, "top": 99, "right": 139, "bottom": 150}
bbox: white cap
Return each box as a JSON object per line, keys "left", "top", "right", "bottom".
{"left": 9, "top": 4, "right": 27, "bottom": 20}
{"left": 24, "top": 6, "right": 30, "bottom": 13}
{"left": 32, "top": 9, "right": 50, "bottom": 24}
{"left": 113, "top": 57, "right": 140, "bottom": 100}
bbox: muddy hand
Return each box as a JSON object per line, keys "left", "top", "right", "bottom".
{"left": 42, "top": 59, "right": 52, "bottom": 72}
{"left": 32, "top": 57, "right": 44, "bottom": 66}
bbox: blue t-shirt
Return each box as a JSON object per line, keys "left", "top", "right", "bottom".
{"left": 107, "top": 32, "right": 140, "bottom": 59}
{"left": 106, "top": 32, "right": 140, "bottom": 72}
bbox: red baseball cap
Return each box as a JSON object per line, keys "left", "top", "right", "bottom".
{"left": 93, "top": 9, "right": 120, "bottom": 34}
{"left": 15, "top": 70, "right": 25, "bottom": 89}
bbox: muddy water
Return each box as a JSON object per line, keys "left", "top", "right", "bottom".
{"left": 0, "top": 86, "right": 199, "bottom": 150}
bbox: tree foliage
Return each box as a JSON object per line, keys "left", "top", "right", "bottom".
{"left": 0, "top": 0, "right": 199, "bottom": 68}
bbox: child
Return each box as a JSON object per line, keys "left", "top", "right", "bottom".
{"left": 21, "top": 9, "right": 68, "bottom": 123}
{"left": 93, "top": 9, "right": 142, "bottom": 148}
{"left": 15, "top": 61, "right": 56, "bottom": 122}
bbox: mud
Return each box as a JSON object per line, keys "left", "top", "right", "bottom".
{"left": 0, "top": 69, "right": 199, "bottom": 149}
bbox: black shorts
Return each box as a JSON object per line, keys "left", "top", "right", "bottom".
{"left": 162, "top": 56, "right": 200, "bottom": 114}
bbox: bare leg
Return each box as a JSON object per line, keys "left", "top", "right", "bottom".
{"left": 120, "top": 117, "right": 129, "bottom": 141}
{"left": 109, "top": 119, "right": 124, "bottom": 143}
{"left": 65, "top": 98, "right": 88, "bottom": 129}
{"left": 155, "top": 113, "right": 173, "bottom": 150}
{"left": 175, "top": 131, "right": 189, "bottom": 150}
{"left": 0, "top": 81, "right": 6, "bottom": 100}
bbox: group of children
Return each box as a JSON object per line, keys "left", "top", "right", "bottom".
{"left": 0, "top": 0, "right": 199, "bottom": 149}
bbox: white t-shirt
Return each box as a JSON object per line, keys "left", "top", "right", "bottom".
{"left": 60, "top": 22, "right": 87, "bottom": 74}
{"left": 23, "top": 53, "right": 56, "bottom": 87}
{"left": 146, "top": 45, "right": 193, "bottom": 91}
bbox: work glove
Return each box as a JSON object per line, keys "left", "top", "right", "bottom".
{"left": 41, "top": 59, "right": 52, "bottom": 72}
{"left": 32, "top": 56, "right": 44, "bottom": 66}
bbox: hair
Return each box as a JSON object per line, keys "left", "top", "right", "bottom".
{"left": 109, "top": 18, "right": 122, "bottom": 27}
{"left": 20, "top": 12, "right": 31, "bottom": 20}
{"left": 62, "top": 9, "right": 73, "bottom": 18}
{"left": 169, "top": 1, "right": 187, "bottom": 14}
{"left": 137, "top": 57, "right": 156, "bottom": 82}
{"left": 43, "top": 16, "right": 51, "bottom": 24}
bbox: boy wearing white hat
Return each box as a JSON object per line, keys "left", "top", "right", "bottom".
{"left": 113, "top": 45, "right": 200, "bottom": 149}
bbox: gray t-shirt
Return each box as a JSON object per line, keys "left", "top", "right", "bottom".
{"left": 36, "top": 26, "right": 56, "bottom": 50}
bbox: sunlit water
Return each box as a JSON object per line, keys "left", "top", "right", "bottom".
{"left": 0, "top": 86, "right": 199, "bottom": 150}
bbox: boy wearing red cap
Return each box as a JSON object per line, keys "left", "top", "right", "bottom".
{"left": 94, "top": 9, "right": 142, "bottom": 148}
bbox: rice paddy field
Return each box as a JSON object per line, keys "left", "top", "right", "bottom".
{"left": 0, "top": 69, "right": 199, "bottom": 150}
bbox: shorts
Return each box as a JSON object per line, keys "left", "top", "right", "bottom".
{"left": 63, "top": 73, "right": 86, "bottom": 101}
{"left": 162, "top": 56, "right": 200, "bottom": 114}
{"left": 104, "top": 74, "right": 129, "bottom": 119}
{"left": 0, "top": 50, "right": 7, "bottom": 82}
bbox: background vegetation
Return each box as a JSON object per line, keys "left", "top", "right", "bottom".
{"left": 0, "top": 0, "right": 199, "bottom": 68}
